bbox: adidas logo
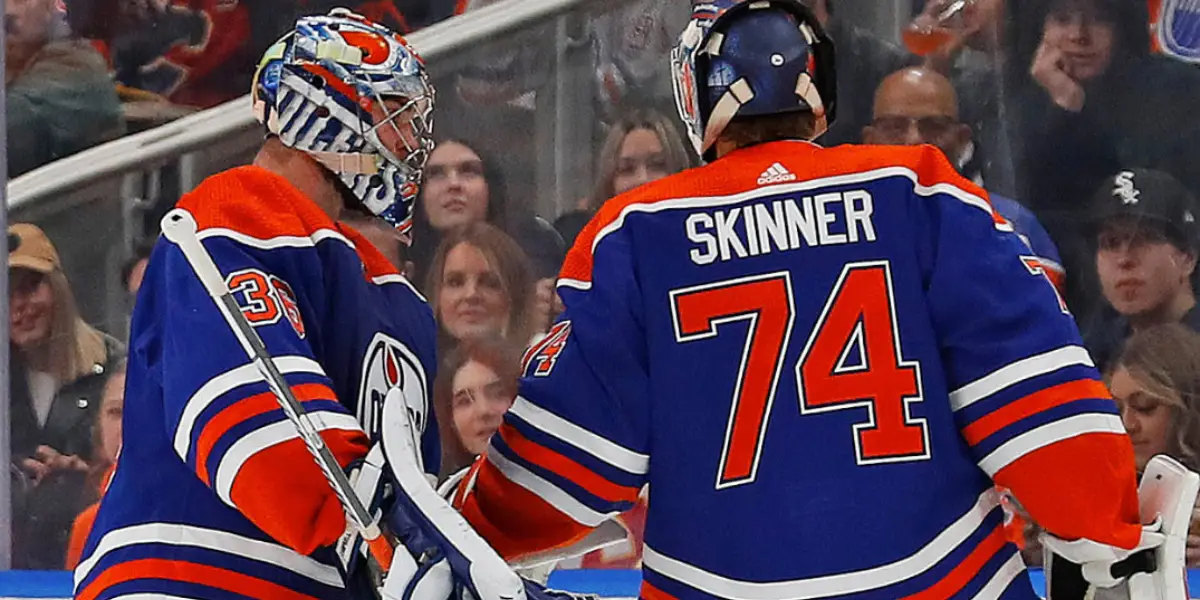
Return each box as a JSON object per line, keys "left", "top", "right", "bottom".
{"left": 757, "top": 162, "right": 796, "bottom": 185}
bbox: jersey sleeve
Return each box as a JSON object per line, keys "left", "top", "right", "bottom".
{"left": 915, "top": 148, "right": 1141, "bottom": 550}
{"left": 155, "top": 232, "right": 370, "bottom": 556}
{"left": 456, "top": 216, "right": 650, "bottom": 561}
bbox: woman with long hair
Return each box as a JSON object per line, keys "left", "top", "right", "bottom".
{"left": 411, "top": 136, "right": 564, "bottom": 285}
{"left": 425, "top": 221, "right": 537, "bottom": 354}
{"left": 554, "top": 108, "right": 694, "bottom": 247}
{"left": 8, "top": 223, "right": 124, "bottom": 569}
{"left": 431, "top": 335, "right": 522, "bottom": 480}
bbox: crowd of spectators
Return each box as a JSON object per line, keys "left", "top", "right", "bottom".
{"left": 6, "top": 0, "right": 1200, "bottom": 576}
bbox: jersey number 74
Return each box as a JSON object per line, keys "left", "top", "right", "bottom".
{"left": 670, "top": 261, "right": 928, "bottom": 490}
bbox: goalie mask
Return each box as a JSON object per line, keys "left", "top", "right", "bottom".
{"left": 253, "top": 9, "right": 435, "bottom": 241}
{"left": 671, "top": 0, "right": 836, "bottom": 162}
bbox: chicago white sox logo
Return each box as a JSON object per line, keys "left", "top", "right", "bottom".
{"left": 1113, "top": 171, "right": 1140, "bottom": 205}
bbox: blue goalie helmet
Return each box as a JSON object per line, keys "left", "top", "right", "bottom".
{"left": 671, "top": 0, "right": 836, "bottom": 162}
{"left": 252, "top": 8, "right": 435, "bottom": 240}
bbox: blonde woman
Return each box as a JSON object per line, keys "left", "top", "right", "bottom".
{"left": 554, "top": 108, "right": 695, "bottom": 246}
{"left": 1105, "top": 323, "right": 1200, "bottom": 570}
{"left": 8, "top": 223, "right": 124, "bottom": 569}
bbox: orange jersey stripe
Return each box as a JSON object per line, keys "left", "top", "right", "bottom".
{"left": 498, "top": 424, "right": 640, "bottom": 504}
{"left": 561, "top": 143, "right": 992, "bottom": 286}
{"left": 901, "top": 526, "right": 1007, "bottom": 600}
{"left": 458, "top": 456, "right": 593, "bottom": 560}
{"left": 960, "top": 379, "right": 1111, "bottom": 446}
{"left": 993, "top": 432, "right": 1140, "bottom": 548}
{"left": 339, "top": 222, "right": 403, "bottom": 280}
{"left": 231, "top": 430, "right": 370, "bottom": 554}
{"left": 641, "top": 580, "right": 679, "bottom": 600}
{"left": 178, "top": 166, "right": 343, "bottom": 242}
{"left": 77, "top": 558, "right": 321, "bottom": 600}
{"left": 192, "top": 383, "right": 337, "bottom": 485}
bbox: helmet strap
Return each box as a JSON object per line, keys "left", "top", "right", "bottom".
{"left": 310, "top": 151, "right": 382, "bottom": 175}
{"left": 702, "top": 78, "right": 755, "bottom": 154}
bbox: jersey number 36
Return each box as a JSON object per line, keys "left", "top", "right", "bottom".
{"left": 670, "top": 261, "right": 928, "bottom": 490}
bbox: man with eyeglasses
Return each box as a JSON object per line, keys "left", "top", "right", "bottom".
{"left": 863, "top": 65, "right": 1066, "bottom": 299}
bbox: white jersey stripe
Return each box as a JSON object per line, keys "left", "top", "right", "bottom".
{"left": 371, "top": 273, "right": 427, "bottom": 302}
{"left": 213, "top": 412, "right": 363, "bottom": 507}
{"left": 949, "top": 346, "right": 1095, "bottom": 412}
{"left": 978, "top": 413, "right": 1125, "bottom": 476}
{"left": 557, "top": 278, "right": 592, "bottom": 292}
{"left": 173, "top": 356, "right": 327, "bottom": 459}
{"left": 508, "top": 397, "right": 649, "bottom": 474}
{"left": 970, "top": 552, "right": 1026, "bottom": 600}
{"left": 197, "top": 227, "right": 354, "bottom": 251}
{"left": 642, "top": 489, "right": 1001, "bottom": 600}
{"left": 74, "top": 522, "right": 344, "bottom": 589}
{"left": 488, "top": 447, "right": 611, "bottom": 527}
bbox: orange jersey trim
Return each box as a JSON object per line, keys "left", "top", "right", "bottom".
{"left": 641, "top": 580, "right": 679, "bottom": 600}
{"left": 231, "top": 430, "right": 370, "bottom": 554}
{"left": 901, "top": 526, "right": 1007, "bottom": 600}
{"left": 339, "top": 222, "right": 403, "bottom": 280}
{"left": 458, "top": 456, "right": 593, "bottom": 560}
{"left": 192, "top": 383, "right": 337, "bottom": 485}
{"left": 177, "top": 166, "right": 344, "bottom": 242}
{"left": 561, "top": 143, "right": 993, "bottom": 287}
{"left": 961, "top": 379, "right": 1111, "bottom": 446}
{"left": 77, "top": 558, "right": 322, "bottom": 600}
{"left": 993, "top": 432, "right": 1140, "bottom": 548}
{"left": 498, "top": 424, "right": 640, "bottom": 504}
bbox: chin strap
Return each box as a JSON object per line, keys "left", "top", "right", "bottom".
{"left": 311, "top": 151, "right": 382, "bottom": 175}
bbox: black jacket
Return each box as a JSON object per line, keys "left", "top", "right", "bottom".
{"left": 10, "top": 333, "right": 124, "bottom": 570}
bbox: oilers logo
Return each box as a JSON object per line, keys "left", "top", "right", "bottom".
{"left": 357, "top": 332, "right": 429, "bottom": 441}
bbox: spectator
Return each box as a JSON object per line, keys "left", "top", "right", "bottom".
{"left": 1108, "top": 324, "right": 1200, "bottom": 567}
{"left": 1009, "top": 0, "right": 1200, "bottom": 323}
{"left": 862, "top": 66, "right": 1065, "bottom": 296}
{"left": 70, "top": 0, "right": 299, "bottom": 109}
{"left": 6, "top": 0, "right": 123, "bottom": 177}
{"left": 8, "top": 223, "right": 124, "bottom": 569}
{"left": 590, "top": 0, "right": 693, "bottom": 120}
{"left": 120, "top": 238, "right": 155, "bottom": 297}
{"left": 554, "top": 108, "right": 694, "bottom": 247}
{"left": 909, "top": 0, "right": 1018, "bottom": 195}
{"left": 432, "top": 335, "right": 521, "bottom": 480}
{"left": 65, "top": 360, "right": 125, "bottom": 570}
{"left": 801, "top": 0, "right": 916, "bottom": 147}
{"left": 1083, "top": 169, "right": 1199, "bottom": 374}
{"left": 411, "top": 137, "right": 565, "bottom": 285}
{"left": 425, "top": 222, "right": 538, "bottom": 354}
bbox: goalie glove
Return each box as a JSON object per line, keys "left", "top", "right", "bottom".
{"left": 372, "top": 387, "right": 601, "bottom": 600}
{"left": 1041, "top": 455, "right": 1199, "bottom": 600}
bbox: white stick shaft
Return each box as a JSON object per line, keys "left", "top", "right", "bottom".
{"left": 160, "top": 208, "right": 381, "bottom": 541}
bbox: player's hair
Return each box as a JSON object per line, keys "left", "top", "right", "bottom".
{"left": 432, "top": 334, "right": 523, "bottom": 480}
{"left": 1111, "top": 323, "right": 1200, "bottom": 472}
{"left": 719, "top": 112, "right": 820, "bottom": 155}
{"left": 590, "top": 108, "right": 694, "bottom": 210}
{"left": 13, "top": 266, "right": 109, "bottom": 384}
{"left": 425, "top": 221, "right": 536, "bottom": 353}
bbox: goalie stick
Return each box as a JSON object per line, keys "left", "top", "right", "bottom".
{"left": 160, "top": 208, "right": 399, "bottom": 582}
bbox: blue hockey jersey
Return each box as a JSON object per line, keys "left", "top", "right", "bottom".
{"left": 75, "top": 166, "right": 440, "bottom": 600}
{"left": 457, "top": 142, "right": 1142, "bottom": 600}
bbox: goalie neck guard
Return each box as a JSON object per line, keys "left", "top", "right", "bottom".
{"left": 253, "top": 9, "right": 435, "bottom": 239}
{"left": 671, "top": 0, "right": 837, "bottom": 162}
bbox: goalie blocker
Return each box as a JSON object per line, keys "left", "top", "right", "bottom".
{"left": 1043, "top": 455, "right": 1200, "bottom": 600}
